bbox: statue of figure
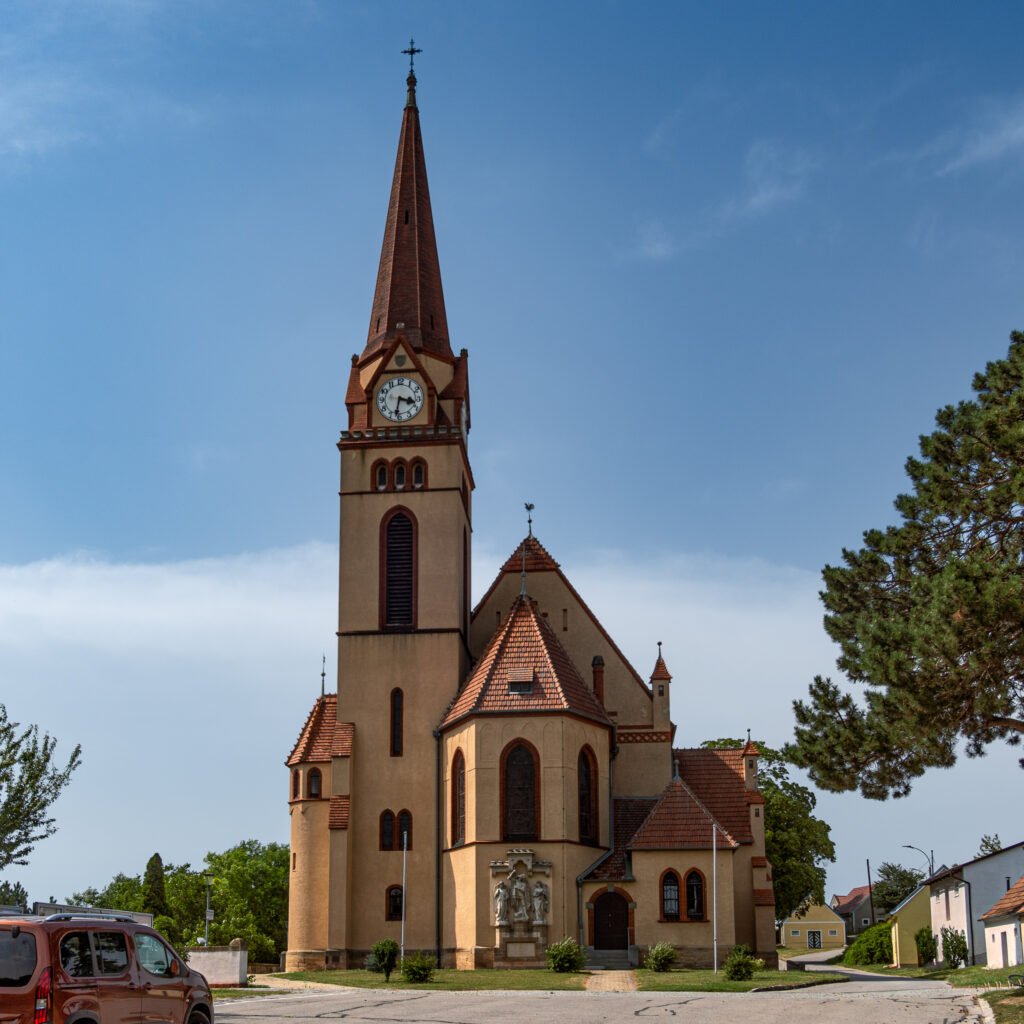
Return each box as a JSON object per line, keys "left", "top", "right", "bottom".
{"left": 494, "top": 879, "right": 510, "bottom": 925}
{"left": 510, "top": 871, "right": 529, "bottom": 922}
{"left": 531, "top": 880, "right": 549, "bottom": 925}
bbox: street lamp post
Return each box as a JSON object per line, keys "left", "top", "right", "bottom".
{"left": 203, "top": 873, "right": 214, "bottom": 946}
{"left": 902, "top": 844, "right": 935, "bottom": 876}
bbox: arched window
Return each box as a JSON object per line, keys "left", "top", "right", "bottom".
{"left": 661, "top": 870, "right": 680, "bottom": 922}
{"left": 386, "top": 885, "right": 403, "bottom": 921}
{"left": 397, "top": 810, "right": 412, "bottom": 850}
{"left": 451, "top": 750, "right": 466, "bottom": 846}
{"left": 412, "top": 460, "right": 425, "bottom": 489}
{"left": 578, "top": 747, "right": 598, "bottom": 844}
{"left": 380, "top": 810, "right": 395, "bottom": 851}
{"left": 502, "top": 740, "right": 539, "bottom": 841}
{"left": 307, "top": 768, "right": 322, "bottom": 799}
{"left": 393, "top": 462, "right": 406, "bottom": 490}
{"left": 381, "top": 510, "right": 416, "bottom": 629}
{"left": 390, "top": 688, "right": 403, "bottom": 757}
{"left": 374, "top": 461, "right": 388, "bottom": 491}
{"left": 291, "top": 770, "right": 300, "bottom": 800}
{"left": 686, "top": 870, "right": 705, "bottom": 921}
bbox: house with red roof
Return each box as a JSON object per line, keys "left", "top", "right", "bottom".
{"left": 283, "top": 59, "right": 777, "bottom": 973}
{"left": 830, "top": 884, "right": 879, "bottom": 937}
{"left": 981, "top": 873, "right": 1024, "bottom": 968}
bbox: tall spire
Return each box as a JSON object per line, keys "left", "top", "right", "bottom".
{"left": 363, "top": 47, "right": 452, "bottom": 362}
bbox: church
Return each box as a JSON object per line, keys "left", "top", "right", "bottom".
{"left": 284, "top": 59, "right": 777, "bottom": 972}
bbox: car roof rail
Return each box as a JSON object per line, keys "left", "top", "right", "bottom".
{"left": 45, "top": 913, "right": 137, "bottom": 923}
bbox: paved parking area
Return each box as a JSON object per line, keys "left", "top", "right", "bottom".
{"left": 215, "top": 975, "right": 986, "bottom": 1024}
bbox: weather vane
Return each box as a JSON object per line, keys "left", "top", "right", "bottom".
{"left": 521, "top": 503, "right": 535, "bottom": 595}
{"left": 402, "top": 38, "right": 422, "bottom": 73}
{"left": 321, "top": 654, "right": 326, "bottom": 697}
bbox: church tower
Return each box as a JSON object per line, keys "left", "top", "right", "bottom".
{"left": 286, "top": 56, "right": 472, "bottom": 969}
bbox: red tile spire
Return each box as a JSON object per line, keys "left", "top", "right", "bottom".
{"left": 362, "top": 60, "right": 452, "bottom": 362}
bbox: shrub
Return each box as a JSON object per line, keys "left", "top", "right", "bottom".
{"left": 940, "top": 927, "right": 969, "bottom": 968}
{"left": 723, "top": 943, "right": 756, "bottom": 980}
{"left": 401, "top": 951, "right": 435, "bottom": 982}
{"left": 843, "top": 922, "right": 892, "bottom": 966}
{"left": 914, "top": 926, "right": 937, "bottom": 965}
{"left": 645, "top": 941, "right": 677, "bottom": 972}
{"left": 364, "top": 952, "right": 382, "bottom": 973}
{"left": 545, "top": 936, "right": 587, "bottom": 973}
{"left": 370, "top": 938, "right": 400, "bottom": 982}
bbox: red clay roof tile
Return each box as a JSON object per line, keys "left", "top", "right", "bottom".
{"left": 753, "top": 888, "right": 776, "bottom": 906}
{"left": 440, "top": 593, "right": 613, "bottom": 730}
{"left": 287, "top": 695, "right": 353, "bottom": 765}
{"left": 628, "top": 777, "right": 740, "bottom": 851}
{"left": 584, "top": 798, "right": 658, "bottom": 881}
{"left": 329, "top": 795, "right": 350, "bottom": 830}
{"left": 674, "top": 747, "right": 754, "bottom": 845}
{"left": 981, "top": 874, "right": 1024, "bottom": 919}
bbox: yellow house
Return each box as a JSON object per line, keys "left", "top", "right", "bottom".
{"left": 283, "top": 61, "right": 778, "bottom": 972}
{"left": 889, "top": 886, "right": 930, "bottom": 966}
{"left": 781, "top": 901, "right": 846, "bottom": 949}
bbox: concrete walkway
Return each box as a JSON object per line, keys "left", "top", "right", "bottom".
{"left": 585, "top": 969, "right": 637, "bottom": 992}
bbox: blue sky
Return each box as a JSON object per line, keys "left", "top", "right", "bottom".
{"left": 2, "top": 1, "right": 1022, "bottom": 907}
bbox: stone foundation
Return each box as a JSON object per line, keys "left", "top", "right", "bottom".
{"left": 283, "top": 948, "right": 351, "bottom": 971}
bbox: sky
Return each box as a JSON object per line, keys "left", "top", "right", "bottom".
{"left": 2, "top": 0, "right": 1023, "bottom": 911}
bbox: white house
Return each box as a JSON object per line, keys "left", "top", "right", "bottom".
{"left": 928, "top": 841, "right": 1024, "bottom": 966}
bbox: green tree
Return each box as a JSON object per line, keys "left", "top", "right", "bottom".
{"left": 977, "top": 833, "right": 1002, "bottom": 857}
{"left": 0, "top": 704, "right": 81, "bottom": 870}
{"left": 701, "top": 739, "right": 835, "bottom": 920}
{"left": 204, "top": 840, "right": 289, "bottom": 960}
{"left": 70, "top": 872, "right": 144, "bottom": 913}
{"left": 788, "top": 333, "right": 1024, "bottom": 799}
{"left": 0, "top": 880, "right": 29, "bottom": 908}
{"left": 143, "top": 853, "right": 170, "bottom": 918}
{"left": 871, "top": 862, "right": 923, "bottom": 914}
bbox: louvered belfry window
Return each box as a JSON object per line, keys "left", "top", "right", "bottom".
{"left": 384, "top": 512, "right": 414, "bottom": 628}
{"left": 504, "top": 744, "right": 536, "bottom": 840}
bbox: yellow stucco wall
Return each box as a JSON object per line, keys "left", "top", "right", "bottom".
{"left": 781, "top": 901, "right": 846, "bottom": 949}
{"left": 890, "top": 888, "right": 929, "bottom": 966}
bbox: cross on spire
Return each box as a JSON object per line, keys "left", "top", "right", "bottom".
{"left": 521, "top": 503, "right": 535, "bottom": 595}
{"left": 402, "top": 38, "right": 422, "bottom": 73}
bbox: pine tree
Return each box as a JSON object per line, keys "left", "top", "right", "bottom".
{"left": 788, "top": 332, "right": 1024, "bottom": 798}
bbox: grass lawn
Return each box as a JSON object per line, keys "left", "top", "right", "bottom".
{"left": 845, "top": 962, "right": 1023, "bottom": 988}
{"left": 984, "top": 990, "right": 1024, "bottom": 1024}
{"left": 276, "top": 969, "right": 586, "bottom": 990}
{"left": 635, "top": 969, "right": 848, "bottom": 992}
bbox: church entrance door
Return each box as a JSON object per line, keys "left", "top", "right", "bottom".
{"left": 593, "top": 892, "right": 629, "bottom": 949}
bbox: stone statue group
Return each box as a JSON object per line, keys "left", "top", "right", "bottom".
{"left": 494, "top": 870, "right": 549, "bottom": 926}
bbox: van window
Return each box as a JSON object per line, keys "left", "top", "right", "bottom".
{"left": 96, "top": 932, "right": 129, "bottom": 975}
{"left": 0, "top": 930, "right": 37, "bottom": 987}
{"left": 60, "top": 932, "right": 95, "bottom": 977}
{"left": 135, "top": 931, "right": 175, "bottom": 976}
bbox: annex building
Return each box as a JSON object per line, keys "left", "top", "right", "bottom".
{"left": 284, "top": 62, "right": 777, "bottom": 971}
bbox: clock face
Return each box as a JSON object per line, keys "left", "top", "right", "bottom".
{"left": 376, "top": 377, "right": 425, "bottom": 422}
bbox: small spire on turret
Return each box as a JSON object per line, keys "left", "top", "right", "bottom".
{"left": 521, "top": 503, "right": 535, "bottom": 595}
{"left": 321, "top": 654, "right": 326, "bottom": 697}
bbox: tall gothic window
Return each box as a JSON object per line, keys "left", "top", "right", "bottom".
{"left": 661, "top": 871, "right": 680, "bottom": 921}
{"left": 502, "top": 741, "right": 538, "bottom": 841}
{"left": 451, "top": 750, "right": 466, "bottom": 846}
{"left": 382, "top": 510, "right": 415, "bottom": 629}
{"left": 686, "top": 870, "right": 705, "bottom": 921}
{"left": 380, "top": 810, "right": 395, "bottom": 851}
{"left": 386, "top": 886, "right": 403, "bottom": 921}
{"left": 307, "top": 768, "right": 321, "bottom": 799}
{"left": 578, "top": 747, "right": 598, "bottom": 843}
{"left": 397, "top": 810, "right": 412, "bottom": 850}
{"left": 390, "top": 688, "right": 403, "bottom": 756}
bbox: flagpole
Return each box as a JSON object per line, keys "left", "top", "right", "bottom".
{"left": 713, "top": 822, "right": 718, "bottom": 973}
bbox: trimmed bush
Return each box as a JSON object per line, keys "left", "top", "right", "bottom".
{"left": 370, "top": 938, "right": 400, "bottom": 981}
{"left": 645, "top": 941, "right": 677, "bottom": 972}
{"left": 940, "top": 927, "right": 968, "bottom": 968}
{"left": 914, "top": 926, "right": 937, "bottom": 965}
{"left": 401, "top": 951, "right": 435, "bottom": 982}
{"left": 723, "top": 944, "right": 756, "bottom": 981}
{"left": 364, "top": 952, "right": 382, "bottom": 973}
{"left": 545, "top": 936, "right": 587, "bottom": 973}
{"left": 843, "top": 922, "right": 892, "bottom": 966}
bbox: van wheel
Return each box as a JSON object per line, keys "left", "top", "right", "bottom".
{"left": 188, "top": 1011, "right": 210, "bottom": 1024}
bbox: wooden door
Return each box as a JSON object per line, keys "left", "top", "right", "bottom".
{"left": 594, "top": 892, "right": 629, "bottom": 950}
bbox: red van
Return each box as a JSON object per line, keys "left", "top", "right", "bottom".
{"left": 0, "top": 913, "right": 213, "bottom": 1024}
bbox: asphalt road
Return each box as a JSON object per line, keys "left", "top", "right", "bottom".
{"left": 214, "top": 971, "right": 986, "bottom": 1024}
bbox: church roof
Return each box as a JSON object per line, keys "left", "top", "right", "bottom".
{"left": 362, "top": 70, "right": 451, "bottom": 362}
{"left": 628, "top": 777, "right": 740, "bottom": 851}
{"left": 583, "top": 798, "right": 658, "bottom": 881}
{"left": 439, "top": 592, "right": 613, "bottom": 730}
{"left": 474, "top": 534, "right": 651, "bottom": 698}
{"left": 673, "top": 747, "right": 761, "bottom": 844}
{"left": 286, "top": 694, "right": 353, "bottom": 765}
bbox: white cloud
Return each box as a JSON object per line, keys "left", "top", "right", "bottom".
{"left": 723, "top": 139, "right": 818, "bottom": 221}
{"left": 940, "top": 97, "right": 1024, "bottom": 175}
